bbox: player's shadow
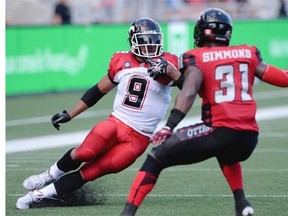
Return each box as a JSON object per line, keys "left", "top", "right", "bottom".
{"left": 31, "top": 182, "right": 111, "bottom": 208}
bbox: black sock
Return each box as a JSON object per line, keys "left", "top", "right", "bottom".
{"left": 57, "top": 148, "right": 82, "bottom": 172}
{"left": 233, "top": 189, "right": 245, "bottom": 202}
{"left": 54, "top": 170, "right": 87, "bottom": 196}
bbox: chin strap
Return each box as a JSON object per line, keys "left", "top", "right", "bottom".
{"left": 262, "top": 65, "right": 288, "bottom": 87}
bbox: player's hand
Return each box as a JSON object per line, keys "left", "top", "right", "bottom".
{"left": 151, "top": 126, "right": 172, "bottom": 145}
{"left": 51, "top": 110, "right": 71, "bottom": 131}
{"left": 146, "top": 57, "right": 169, "bottom": 80}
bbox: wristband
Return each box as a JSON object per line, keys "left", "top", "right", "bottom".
{"left": 165, "top": 108, "right": 186, "bottom": 130}
{"left": 173, "top": 74, "right": 185, "bottom": 90}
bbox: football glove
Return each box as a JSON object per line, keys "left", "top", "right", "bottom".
{"left": 151, "top": 126, "right": 172, "bottom": 145}
{"left": 146, "top": 57, "right": 169, "bottom": 80}
{"left": 51, "top": 110, "right": 71, "bottom": 130}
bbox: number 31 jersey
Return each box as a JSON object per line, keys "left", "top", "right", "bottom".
{"left": 181, "top": 45, "right": 262, "bottom": 131}
{"left": 108, "top": 51, "right": 178, "bottom": 137}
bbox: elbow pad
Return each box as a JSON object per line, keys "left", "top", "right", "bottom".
{"left": 262, "top": 65, "right": 288, "bottom": 87}
{"left": 81, "top": 84, "right": 106, "bottom": 107}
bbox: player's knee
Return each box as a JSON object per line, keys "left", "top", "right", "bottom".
{"left": 75, "top": 148, "right": 96, "bottom": 161}
{"left": 110, "top": 149, "right": 137, "bottom": 173}
{"left": 80, "top": 168, "right": 100, "bottom": 181}
{"left": 75, "top": 121, "right": 118, "bottom": 162}
{"left": 140, "top": 154, "right": 163, "bottom": 177}
{"left": 149, "top": 136, "right": 176, "bottom": 162}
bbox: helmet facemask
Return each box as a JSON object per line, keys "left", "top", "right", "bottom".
{"left": 129, "top": 17, "right": 164, "bottom": 58}
{"left": 131, "top": 32, "right": 163, "bottom": 58}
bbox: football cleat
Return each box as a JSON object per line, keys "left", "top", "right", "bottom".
{"left": 23, "top": 170, "right": 55, "bottom": 190}
{"left": 16, "top": 190, "right": 43, "bottom": 209}
{"left": 235, "top": 198, "right": 254, "bottom": 216}
{"left": 119, "top": 202, "right": 138, "bottom": 216}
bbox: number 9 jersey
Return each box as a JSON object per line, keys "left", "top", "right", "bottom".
{"left": 108, "top": 51, "right": 179, "bottom": 137}
{"left": 180, "top": 45, "right": 262, "bottom": 131}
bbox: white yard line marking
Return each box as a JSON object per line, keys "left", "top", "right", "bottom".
{"left": 7, "top": 193, "right": 288, "bottom": 198}
{"left": 6, "top": 105, "right": 288, "bottom": 154}
{"left": 6, "top": 167, "right": 288, "bottom": 173}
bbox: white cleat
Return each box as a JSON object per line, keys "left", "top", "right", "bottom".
{"left": 16, "top": 190, "right": 43, "bottom": 209}
{"left": 242, "top": 206, "right": 254, "bottom": 216}
{"left": 23, "top": 170, "right": 55, "bottom": 190}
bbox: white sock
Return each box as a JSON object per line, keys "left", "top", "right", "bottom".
{"left": 38, "top": 184, "right": 57, "bottom": 198}
{"left": 49, "top": 162, "right": 65, "bottom": 179}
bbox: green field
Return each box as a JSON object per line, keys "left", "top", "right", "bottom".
{"left": 6, "top": 82, "right": 288, "bottom": 216}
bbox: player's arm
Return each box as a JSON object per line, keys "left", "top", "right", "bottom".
{"left": 151, "top": 66, "right": 203, "bottom": 144}
{"left": 167, "top": 66, "right": 203, "bottom": 128}
{"left": 166, "top": 63, "right": 184, "bottom": 89}
{"left": 70, "top": 75, "right": 116, "bottom": 118}
{"left": 51, "top": 75, "right": 116, "bottom": 130}
{"left": 255, "top": 62, "right": 288, "bottom": 87}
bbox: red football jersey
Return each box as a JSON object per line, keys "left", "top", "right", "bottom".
{"left": 181, "top": 45, "right": 262, "bottom": 131}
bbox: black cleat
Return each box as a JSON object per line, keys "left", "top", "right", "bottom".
{"left": 119, "top": 202, "right": 138, "bottom": 216}
{"left": 235, "top": 198, "right": 254, "bottom": 216}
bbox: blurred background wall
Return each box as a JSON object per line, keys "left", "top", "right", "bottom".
{"left": 6, "top": 0, "right": 288, "bottom": 96}
{"left": 6, "top": 0, "right": 288, "bottom": 25}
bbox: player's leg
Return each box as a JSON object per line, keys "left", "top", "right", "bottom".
{"left": 17, "top": 121, "right": 149, "bottom": 210}
{"left": 219, "top": 160, "right": 245, "bottom": 201}
{"left": 74, "top": 118, "right": 118, "bottom": 162}
{"left": 120, "top": 154, "right": 162, "bottom": 216}
{"left": 219, "top": 162, "right": 244, "bottom": 196}
{"left": 79, "top": 128, "right": 149, "bottom": 181}
{"left": 120, "top": 123, "right": 216, "bottom": 216}
{"left": 18, "top": 131, "right": 148, "bottom": 211}
{"left": 17, "top": 138, "right": 148, "bottom": 211}
{"left": 120, "top": 125, "right": 258, "bottom": 215}
{"left": 16, "top": 170, "right": 86, "bottom": 210}
{"left": 22, "top": 118, "right": 117, "bottom": 191}
{"left": 17, "top": 118, "right": 120, "bottom": 209}
{"left": 120, "top": 133, "right": 213, "bottom": 216}
{"left": 22, "top": 147, "right": 80, "bottom": 191}
{"left": 17, "top": 148, "right": 100, "bottom": 209}
{"left": 216, "top": 130, "right": 258, "bottom": 216}
{"left": 219, "top": 162, "right": 253, "bottom": 215}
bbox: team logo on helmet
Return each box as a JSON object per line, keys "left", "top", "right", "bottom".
{"left": 128, "top": 17, "right": 163, "bottom": 58}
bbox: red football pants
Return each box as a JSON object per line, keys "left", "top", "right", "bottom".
{"left": 75, "top": 115, "right": 150, "bottom": 181}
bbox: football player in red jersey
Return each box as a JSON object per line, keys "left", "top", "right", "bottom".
{"left": 120, "top": 8, "right": 288, "bottom": 216}
{"left": 16, "top": 17, "right": 185, "bottom": 210}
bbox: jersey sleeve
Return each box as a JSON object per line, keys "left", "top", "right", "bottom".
{"left": 252, "top": 46, "right": 263, "bottom": 70}
{"left": 163, "top": 52, "right": 179, "bottom": 69}
{"left": 255, "top": 47, "right": 263, "bottom": 62}
{"left": 179, "top": 51, "right": 196, "bottom": 74}
{"left": 107, "top": 52, "right": 123, "bottom": 84}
